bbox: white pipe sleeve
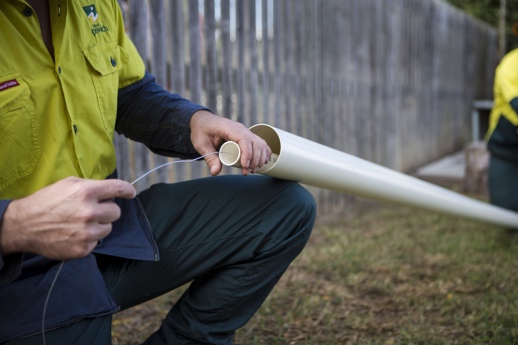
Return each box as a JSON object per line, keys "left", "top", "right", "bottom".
{"left": 218, "top": 123, "right": 518, "bottom": 230}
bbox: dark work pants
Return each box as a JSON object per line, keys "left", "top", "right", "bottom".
{"left": 7, "top": 175, "right": 315, "bottom": 345}
{"left": 488, "top": 154, "right": 518, "bottom": 212}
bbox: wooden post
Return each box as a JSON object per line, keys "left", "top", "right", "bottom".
{"left": 464, "top": 141, "right": 489, "bottom": 196}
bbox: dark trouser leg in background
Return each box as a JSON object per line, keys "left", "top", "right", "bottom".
{"left": 99, "top": 175, "right": 316, "bottom": 344}
{"left": 488, "top": 155, "right": 518, "bottom": 211}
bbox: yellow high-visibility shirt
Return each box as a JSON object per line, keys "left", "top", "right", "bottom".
{"left": 0, "top": 0, "right": 145, "bottom": 199}
{"left": 487, "top": 48, "right": 518, "bottom": 138}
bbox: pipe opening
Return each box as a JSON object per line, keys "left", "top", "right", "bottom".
{"left": 219, "top": 141, "right": 241, "bottom": 167}
{"left": 250, "top": 124, "right": 281, "bottom": 156}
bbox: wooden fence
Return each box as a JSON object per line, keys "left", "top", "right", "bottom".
{"left": 115, "top": 0, "right": 498, "bottom": 214}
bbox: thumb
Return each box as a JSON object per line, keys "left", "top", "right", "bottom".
{"left": 204, "top": 153, "right": 222, "bottom": 176}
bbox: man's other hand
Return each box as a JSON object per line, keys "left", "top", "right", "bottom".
{"left": 0, "top": 177, "right": 136, "bottom": 260}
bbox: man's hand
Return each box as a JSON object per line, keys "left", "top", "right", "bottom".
{"left": 0, "top": 177, "right": 136, "bottom": 260}
{"left": 190, "top": 110, "right": 272, "bottom": 176}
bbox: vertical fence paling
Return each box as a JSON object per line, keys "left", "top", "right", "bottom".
{"left": 148, "top": 0, "right": 169, "bottom": 184}
{"left": 220, "top": 0, "right": 232, "bottom": 120}
{"left": 261, "top": 0, "right": 270, "bottom": 125}
{"left": 118, "top": 0, "right": 497, "bottom": 214}
{"left": 169, "top": 0, "right": 187, "bottom": 181}
{"left": 125, "top": 0, "right": 150, "bottom": 187}
{"left": 236, "top": 0, "right": 247, "bottom": 125}
{"left": 204, "top": 0, "right": 218, "bottom": 114}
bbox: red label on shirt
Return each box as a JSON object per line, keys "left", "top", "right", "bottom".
{"left": 0, "top": 79, "right": 19, "bottom": 91}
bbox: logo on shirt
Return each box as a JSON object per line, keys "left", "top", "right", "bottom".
{"left": 0, "top": 79, "right": 19, "bottom": 92}
{"left": 83, "top": 5, "right": 99, "bottom": 23}
{"left": 83, "top": 4, "right": 109, "bottom": 36}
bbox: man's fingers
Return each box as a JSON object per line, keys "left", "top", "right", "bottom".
{"left": 238, "top": 139, "right": 253, "bottom": 174}
{"left": 250, "top": 140, "right": 266, "bottom": 172}
{"left": 95, "top": 202, "right": 122, "bottom": 224}
{"left": 70, "top": 223, "right": 112, "bottom": 259}
{"left": 237, "top": 137, "right": 271, "bottom": 174}
{"left": 252, "top": 145, "right": 270, "bottom": 174}
{"left": 88, "top": 179, "right": 136, "bottom": 201}
{"left": 91, "top": 223, "right": 113, "bottom": 241}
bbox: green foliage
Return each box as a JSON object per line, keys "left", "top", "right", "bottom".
{"left": 447, "top": 0, "right": 501, "bottom": 25}
{"left": 446, "top": 0, "right": 518, "bottom": 50}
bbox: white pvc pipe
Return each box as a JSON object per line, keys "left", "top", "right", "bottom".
{"left": 219, "top": 123, "right": 518, "bottom": 229}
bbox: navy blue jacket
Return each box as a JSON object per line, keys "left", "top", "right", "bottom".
{"left": 0, "top": 73, "right": 209, "bottom": 342}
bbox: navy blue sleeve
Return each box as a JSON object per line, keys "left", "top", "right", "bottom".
{"left": 511, "top": 97, "right": 518, "bottom": 115}
{"left": 115, "top": 72, "right": 212, "bottom": 159}
{"left": 0, "top": 200, "right": 23, "bottom": 285}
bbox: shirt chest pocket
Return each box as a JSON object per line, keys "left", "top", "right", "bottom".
{"left": 0, "top": 74, "right": 41, "bottom": 192}
{"left": 83, "top": 43, "right": 128, "bottom": 131}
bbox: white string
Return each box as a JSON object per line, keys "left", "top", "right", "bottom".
{"left": 41, "top": 150, "right": 236, "bottom": 344}
{"left": 42, "top": 259, "right": 65, "bottom": 345}
{"left": 130, "top": 151, "right": 223, "bottom": 185}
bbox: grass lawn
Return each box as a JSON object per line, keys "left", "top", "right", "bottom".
{"left": 112, "top": 197, "right": 518, "bottom": 345}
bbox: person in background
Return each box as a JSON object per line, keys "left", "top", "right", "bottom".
{"left": 486, "top": 48, "right": 518, "bottom": 212}
{"left": 0, "top": 1, "right": 316, "bottom": 344}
